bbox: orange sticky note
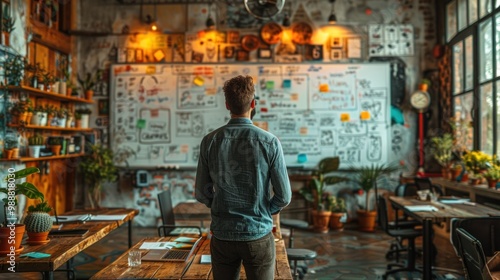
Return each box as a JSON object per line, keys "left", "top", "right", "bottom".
{"left": 360, "top": 111, "right": 370, "bottom": 120}
{"left": 319, "top": 84, "right": 329, "bottom": 92}
{"left": 340, "top": 113, "right": 350, "bottom": 122}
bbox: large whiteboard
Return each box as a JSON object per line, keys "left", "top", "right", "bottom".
{"left": 109, "top": 63, "right": 391, "bottom": 169}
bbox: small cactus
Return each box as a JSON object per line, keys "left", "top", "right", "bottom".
{"left": 24, "top": 201, "right": 53, "bottom": 233}
{"left": 24, "top": 212, "right": 53, "bottom": 233}
{"left": 28, "top": 134, "right": 45, "bottom": 146}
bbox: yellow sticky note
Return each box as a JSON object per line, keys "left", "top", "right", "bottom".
{"left": 146, "top": 66, "right": 156, "bottom": 74}
{"left": 360, "top": 111, "right": 370, "bottom": 120}
{"left": 340, "top": 113, "right": 350, "bottom": 122}
{"left": 193, "top": 76, "right": 204, "bottom": 86}
{"left": 319, "top": 84, "right": 329, "bottom": 92}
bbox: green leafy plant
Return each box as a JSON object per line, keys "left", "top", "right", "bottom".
{"left": 78, "top": 70, "right": 102, "bottom": 92}
{"left": 430, "top": 133, "right": 454, "bottom": 168}
{"left": 27, "top": 200, "right": 52, "bottom": 213}
{"left": 299, "top": 157, "right": 348, "bottom": 211}
{"left": 2, "top": 13, "right": 15, "bottom": 33}
{"left": 347, "top": 163, "right": 400, "bottom": 212}
{"left": 80, "top": 144, "right": 118, "bottom": 208}
{"left": 482, "top": 165, "right": 500, "bottom": 180}
{"left": 3, "top": 55, "right": 25, "bottom": 86}
{"left": 326, "top": 195, "right": 346, "bottom": 213}
{"left": 0, "top": 167, "right": 44, "bottom": 207}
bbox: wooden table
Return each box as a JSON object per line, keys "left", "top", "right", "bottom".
{"left": 173, "top": 201, "right": 282, "bottom": 236}
{"left": 0, "top": 208, "right": 138, "bottom": 280}
{"left": 91, "top": 233, "right": 293, "bottom": 279}
{"left": 389, "top": 196, "right": 500, "bottom": 280}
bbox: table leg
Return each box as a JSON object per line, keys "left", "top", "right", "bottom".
{"left": 43, "top": 271, "right": 54, "bottom": 280}
{"left": 128, "top": 220, "right": 132, "bottom": 248}
{"left": 423, "top": 218, "right": 433, "bottom": 280}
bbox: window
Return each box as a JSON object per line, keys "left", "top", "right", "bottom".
{"left": 447, "top": 0, "right": 500, "bottom": 156}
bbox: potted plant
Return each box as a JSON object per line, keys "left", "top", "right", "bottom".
{"left": 3, "top": 55, "right": 25, "bottom": 86}
{"left": 3, "top": 132, "right": 19, "bottom": 159}
{"left": 48, "top": 136, "right": 63, "bottom": 156}
{"left": 462, "top": 150, "right": 491, "bottom": 184}
{"left": 348, "top": 163, "right": 399, "bottom": 232}
{"left": 28, "top": 133, "right": 45, "bottom": 158}
{"left": 2, "top": 12, "right": 15, "bottom": 47}
{"left": 24, "top": 200, "right": 53, "bottom": 245}
{"left": 75, "top": 108, "right": 91, "bottom": 128}
{"left": 0, "top": 167, "right": 44, "bottom": 253}
{"left": 326, "top": 195, "right": 346, "bottom": 231}
{"left": 79, "top": 144, "right": 118, "bottom": 208}
{"left": 299, "top": 157, "right": 348, "bottom": 233}
{"left": 78, "top": 70, "right": 102, "bottom": 100}
{"left": 430, "top": 133, "right": 454, "bottom": 179}
{"left": 74, "top": 112, "right": 82, "bottom": 128}
{"left": 482, "top": 164, "right": 500, "bottom": 189}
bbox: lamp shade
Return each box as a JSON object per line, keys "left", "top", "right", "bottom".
{"left": 206, "top": 17, "right": 215, "bottom": 29}
{"left": 328, "top": 13, "right": 337, "bottom": 24}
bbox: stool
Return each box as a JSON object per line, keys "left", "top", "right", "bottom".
{"left": 280, "top": 218, "right": 309, "bottom": 248}
{"left": 280, "top": 218, "right": 317, "bottom": 280}
{"left": 286, "top": 248, "right": 317, "bottom": 280}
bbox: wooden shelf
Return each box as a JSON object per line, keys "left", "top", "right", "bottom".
{"left": 7, "top": 85, "right": 93, "bottom": 104}
{"left": 0, "top": 153, "right": 85, "bottom": 162}
{"left": 7, "top": 123, "right": 92, "bottom": 132}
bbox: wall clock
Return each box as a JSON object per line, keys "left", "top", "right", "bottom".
{"left": 410, "top": 88, "right": 431, "bottom": 110}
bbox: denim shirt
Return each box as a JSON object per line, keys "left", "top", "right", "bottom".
{"left": 195, "top": 118, "right": 292, "bottom": 241}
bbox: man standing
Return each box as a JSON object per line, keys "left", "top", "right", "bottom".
{"left": 195, "top": 75, "right": 292, "bottom": 280}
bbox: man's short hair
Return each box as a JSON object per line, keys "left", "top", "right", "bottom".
{"left": 223, "top": 75, "right": 255, "bottom": 115}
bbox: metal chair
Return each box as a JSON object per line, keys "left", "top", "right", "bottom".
{"left": 456, "top": 227, "right": 499, "bottom": 279}
{"left": 378, "top": 196, "right": 423, "bottom": 279}
{"left": 157, "top": 190, "right": 203, "bottom": 237}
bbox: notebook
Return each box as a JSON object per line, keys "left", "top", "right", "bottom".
{"left": 142, "top": 237, "right": 202, "bottom": 262}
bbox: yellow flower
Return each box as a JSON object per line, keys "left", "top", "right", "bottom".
{"left": 462, "top": 150, "right": 492, "bottom": 172}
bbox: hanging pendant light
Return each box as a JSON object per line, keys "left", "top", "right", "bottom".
{"left": 206, "top": 1, "right": 215, "bottom": 30}
{"left": 328, "top": 0, "right": 337, "bottom": 25}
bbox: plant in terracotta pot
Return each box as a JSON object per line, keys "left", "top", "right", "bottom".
{"left": 430, "top": 133, "right": 454, "bottom": 179}
{"left": 0, "top": 167, "right": 44, "bottom": 254}
{"left": 78, "top": 69, "right": 102, "bottom": 100}
{"left": 347, "top": 163, "right": 399, "bottom": 232}
{"left": 482, "top": 164, "right": 500, "bottom": 189}
{"left": 79, "top": 144, "right": 118, "bottom": 209}
{"left": 299, "top": 157, "right": 348, "bottom": 233}
{"left": 47, "top": 136, "right": 63, "bottom": 156}
{"left": 326, "top": 195, "right": 346, "bottom": 231}
{"left": 24, "top": 200, "right": 53, "bottom": 245}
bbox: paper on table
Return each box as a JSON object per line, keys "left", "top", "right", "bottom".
{"left": 51, "top": 214, "right": 91, "bottom": 222}
{"left": 200, "top": 255, "right": 211, "bottom": 264}
{"left": 404, "top": 205, "right": 439, "bottom": 212}
{"left": 439, "top": 197, "right": 470, "bottom": 204}
{"left": 139, "top": 242, "right": 176, "bottom": 250}
{"left": 90, "top": 214, "right": 128, "bottom": 221}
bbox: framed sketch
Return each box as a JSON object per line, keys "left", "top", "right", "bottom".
{"left": 135, "top": 49, "right": 144, "bottom": 62}
{"left": 227, "top": 31, "right": 240, "bottom": 44}
{"left": 98, "top": 99, "right": 109, "bottom": 116}
{"left": 331, "top": 37, "right": 343, "bottom": 48}
{"left": 330, "top": 49, "right": 343, "bottom": 60}
{"left": 126, "top": 48, "right": 135, "bottom": 63}
{"left": 346, "top": 37, "right": 362, "bottom": 58}
{"left": 258, "top": 48, "right": 272, "bottom": 59}
{"left": 236, "top": 50, "right": 249, "bottom": 61}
